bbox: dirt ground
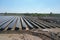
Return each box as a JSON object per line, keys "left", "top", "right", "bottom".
{"left": 0, "top": 28, "right": 60, "bottom": 40}
{"left": 0, "top": 34, "right": 42, "bottom": 40}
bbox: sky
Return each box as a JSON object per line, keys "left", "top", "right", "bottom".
{"left": 0, "top": 0, "right": 60, "bottom": 13}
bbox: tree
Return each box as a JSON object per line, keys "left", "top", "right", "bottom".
{"left": 49, "top": 12, "right": 53, "bottom": 16}
{"left": 4, "top": 12, "right": 7, "bottom": 15}
{"left": 50, "top": 12, "right": 53, "bottom": 15}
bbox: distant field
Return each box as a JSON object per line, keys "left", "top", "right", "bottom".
{"left": 0, "top": 13, "right": 60, "bottom": 17}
